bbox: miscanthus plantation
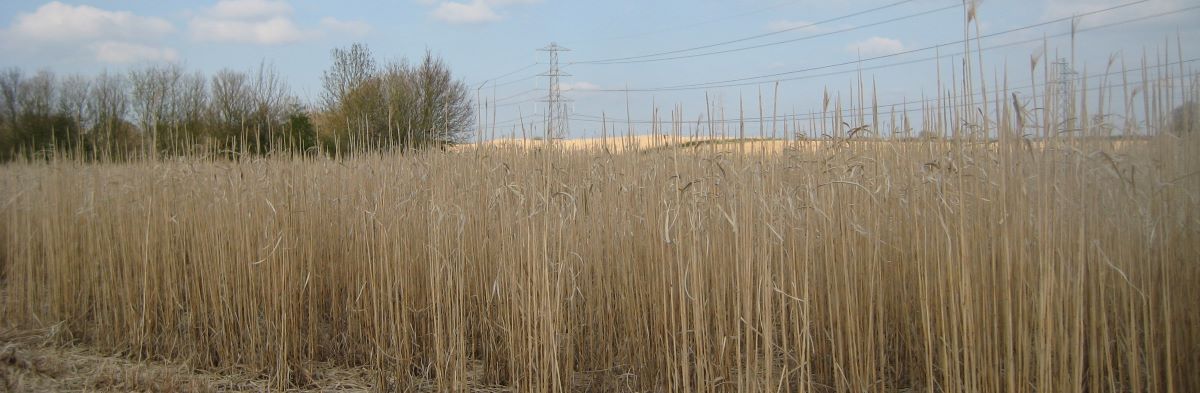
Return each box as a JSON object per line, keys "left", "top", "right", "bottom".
{"left": 2, "top": 33, "right": 1199, "bottom": 393}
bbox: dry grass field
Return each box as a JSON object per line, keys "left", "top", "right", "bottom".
{"left": 3, "top": 128, "right": 1199, "bottom": 391}
{"left": 2, "top": 32, "right": 1200, "bottom": 391}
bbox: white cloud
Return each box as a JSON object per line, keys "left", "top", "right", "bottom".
{"left": 320, "top": 17, "right": 372, "bottom": 36}
{"left": 846, "top": 37, "right": 905, "bottom": 57}
{"left": 432, "top": 1, "right": 501, "bottom": 24}
{"left": 561, "top": 81, "right": 599, "bottom": 91}
{"left": 191, "top": 0, "right": 310, "bottom": 44}
{"left": 766, "top": 20, "right": 822, "bottom": 34}
{"left": 209, "top": 0, "right": 293, "bottom": 19}
{"left": 423, "top": 0, "right": 540, "bottom": 25}
{"left": 7, "top": 1, "right": 173, "bottom": 43}
{"left": 191, "top": 1, "right": 370, "bottom": 44}
{"left": 91, "top": 41, "right": 179, "bottom": 63}
{"left": 1, "top": 2, "right": 176, "bottom": 64}
{"left": 191, "top": 15, "right": 314, "bottom": 44}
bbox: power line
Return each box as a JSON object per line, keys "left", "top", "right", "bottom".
{"left": 488, "top": 88, "right": 541, "bottom": 105}
{"left": 575, "top": 0, "right": 920, "bottom": 65}
{"left": 596, "top": 0, "right": 812, "bottom": 42}
{"left": 594, "top": 0, "right": 1150, "bottom": 91}
{"left": 490, "top": 65, "right": 1186, "bottom": 141}
{"left": 491, "top": 73, "right": 543, "bottom": 88}
{"left": 495, "top": 100, "right": 540, "bottom": 109}
{"left": 472, "top": 62, "right": 541, "bottom": 89}
{"left": 590, "top": 0, "right": 1163, "bottom": 92}
{"left": 484, "top": 0, "right": 1194, "bottom": 132}
{"left": 579, "top": 1, "right": 958, "bottom": 66}
{"left": 490, "top": 112, "right": 547, "bottom": 128}
{"left": 482, "top": 1, "right": 1196, "bottom": 136}
{"left": 566, "top": 58, "right": 1198, "bottom": 125}
{"left": 483, "top": 65, "right": 580, "bottom": 95}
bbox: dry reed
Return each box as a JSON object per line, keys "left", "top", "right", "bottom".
{"left": 2, "top": 43, "right": 1199, "bottom": 393}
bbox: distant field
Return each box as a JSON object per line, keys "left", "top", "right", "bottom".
{"left": 456, "top": 134, "right": 1160, "bottom": 154}
{"left": 456, "top": 135, "right": 791, "bottom": 152}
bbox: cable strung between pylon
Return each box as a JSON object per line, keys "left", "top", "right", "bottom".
{"left": 589, "top": 0, "right": 1161, "bottom": 92}
{"left": 565, "top": 58, "right": 1198, "bottom": 124}
{"left": 574, "top": 0, "right": 920, "bottom": 64}
{"left": 579, "top": 2, "right": 961, "bottom": 65}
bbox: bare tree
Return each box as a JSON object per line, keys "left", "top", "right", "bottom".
{"left": 88, "top": 71, "right": 134, "bottom": 153}
{"left": 173, "top": 71, "right": 208, "bottom": 141}
{"left": 322, "top": 43, "right": 376, "bottom": 112}
{"left": 374, "top": 52, "right": 474, "bottom": 147}
{"left": 251, "top": 62, "right": 293, "bottom": 133}
{"left": 0, "top": 68, "right": 22, "bottom": 133}
{"left": 412, "top": 51, "right": 473, "bottom": 145}
{"left": 19, "top": 70, "right": 56, "bottom": 119}
{"left": 10, "top": 70, "right": 71, "bottom": 152}
{"left": 320, "top": 43, "right": 386, "bottom": 146}
{"left": 210, "top": 68, "right": 253, "bottom": 139}
{"left": 58, "top": 74, "right": 93, "bottom": 138}
{"left": 321, "top": 45, "right": 473, "bottom": 149}
{"left": 381, "top": 60, "right": 417, "bottom": 145}
{"left": 0, "top": 68, "right": 22, "bottom": 151}
{"left": 130, "top": 64, "right": 184, "bottom": 150}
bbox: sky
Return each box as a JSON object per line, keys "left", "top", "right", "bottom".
{"left": 0, "top": 0, "right": 1197, "bottom": 139}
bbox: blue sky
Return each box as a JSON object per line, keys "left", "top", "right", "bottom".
{"left": 1, "top": 0, "right": 1197, "bottom": 138}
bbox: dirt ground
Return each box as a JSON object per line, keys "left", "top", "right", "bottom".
{"left": 0, "top": 327, "right": 380, "bottom": 393}
{"left": 0, "top": 327, "right": 632, "bottom": 392}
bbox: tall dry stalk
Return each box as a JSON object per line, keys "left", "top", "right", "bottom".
{"left": 2, "top": 39, "right": 1199, "bottom": 393}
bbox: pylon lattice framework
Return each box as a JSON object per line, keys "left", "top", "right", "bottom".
{"left": 1054, "top": 58, "right": 1078, "bottom": 127}
{"left": 539, "top": 43, "right": 571, "bottom": 139}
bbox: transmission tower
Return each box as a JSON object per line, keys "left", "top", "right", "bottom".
{"left": 539, "top": 43, "right": 571, "bottom": 140}
{"left": 1054, "top": 58, "right": 1078, "bottom": 128}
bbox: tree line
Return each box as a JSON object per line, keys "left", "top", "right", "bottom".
{"left": 0, "top": 43, "right": 473, "bottom": 161}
